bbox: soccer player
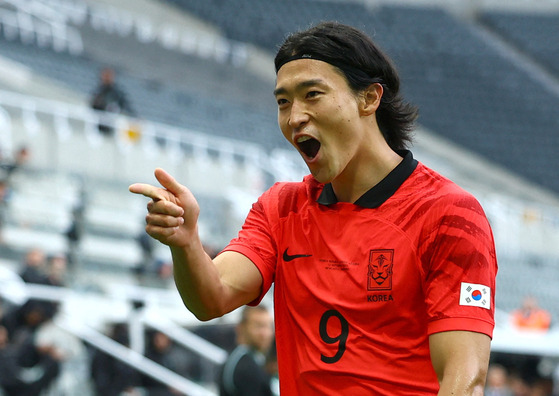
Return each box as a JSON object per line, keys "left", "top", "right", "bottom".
{"left": 219, "top": 306, "right": 275, "bottom": 396}
{"left": 130, "top": 22, "right": 497, "bottom": 395}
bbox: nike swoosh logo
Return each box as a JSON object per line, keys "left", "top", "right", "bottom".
{"left": 283, "top": 248, "right": 312, "bottom": 262}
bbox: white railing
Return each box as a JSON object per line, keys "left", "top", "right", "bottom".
{"left": 0, "top": 3, "right": 84, "bottom": 54}
{"left": 0, "top": 89, "right": 304, "bottom": 184}
{"left": 492, "top": 326, "right": 559, "bottom": 358}
{"left": 0, "top": 267, "right": 227, "bottom": 396}
{"left": 59, "top": 314, "right": 218, "bottom": 396}
{"left": 0, "top": 88, "right": 307, "bottom": 248}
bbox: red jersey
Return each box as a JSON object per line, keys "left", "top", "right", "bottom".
{"left": 222, "top": 151, "right": 497, "bottom": 395}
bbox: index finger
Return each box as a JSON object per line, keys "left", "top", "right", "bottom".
{"left": 128, "top": 183, "right": 167, "bottom": 201}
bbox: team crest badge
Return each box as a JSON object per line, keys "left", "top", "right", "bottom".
{"left": 368, "top": 249, "right": 393, "bottom": 291}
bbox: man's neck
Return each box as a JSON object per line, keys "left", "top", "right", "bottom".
{"left": 331, "top": 147, "right": 403, "bottom": 204}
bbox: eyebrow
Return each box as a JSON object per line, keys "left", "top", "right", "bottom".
{"left": 273, "top": 79, "right": 326, "bottom": 97}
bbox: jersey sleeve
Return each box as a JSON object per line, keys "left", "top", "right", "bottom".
{"left": 420, "top": 190, "right": 497, "bottom": 338}
{"left": 221, "top": 187, "right": 279, "bottom": 305}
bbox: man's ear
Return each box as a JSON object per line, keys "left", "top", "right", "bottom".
{"left": 360, "top": 83, "right": 383, "bottom": 116}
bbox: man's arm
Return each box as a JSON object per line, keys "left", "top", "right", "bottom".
{"left": 429, "top": 331, "right": 491, "bottom": 396}
{"left": 129, "top": 168, "right": 263, "bottom": 321}
{"left": 172, "top": 249, "right": 263, "bottom": 321}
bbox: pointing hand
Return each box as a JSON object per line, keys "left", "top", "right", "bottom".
{"left": 129, "top": 168, "right": 200, "bottom": 248}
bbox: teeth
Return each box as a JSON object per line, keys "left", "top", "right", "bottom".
{"left": 296, "top": 136, "right": 312, "bottom": 143}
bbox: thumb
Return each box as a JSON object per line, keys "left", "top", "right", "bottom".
{"left": 154, "top": 168, "right": 186, "bottom": 196}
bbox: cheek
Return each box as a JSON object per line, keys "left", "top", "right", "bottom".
{"left": 278, "top": 114, "right": 290, "bottom": 137}
{"left": 279, "top": 123, "right": 293, "bottom": 144}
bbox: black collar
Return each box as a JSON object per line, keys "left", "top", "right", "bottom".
{"left": 316, "top": 150, "right": 418, "bottom": 208}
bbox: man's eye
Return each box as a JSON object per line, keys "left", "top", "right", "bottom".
{"left": 306, "top": 91, "right": 321, "bottom": 98}
{"left": 277, "top": 98, "right": 289, "bottom": 106}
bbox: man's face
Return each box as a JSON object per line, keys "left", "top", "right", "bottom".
{"left": 241, "top": 310, "right": 274, "bottom": 354}
{"left": 101, "top": 69, "right": 115, "bottom": 85}
{"left": 275, "top": 59, "right": 367, "bottom": 184}
{"left": 26, "top": 249, "right": 45, "bottom": 268}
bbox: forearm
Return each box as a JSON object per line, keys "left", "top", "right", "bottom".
{"left": 437, "top": 369, "right": 486, "bottom": 396}
{"left": 171, "top": 243, "right": 264, "bottom": 321}
{"left": 430, "top": 331, "right": 491, "bottom": 396}
{"left": 171, "top": 237, "right": 227, "bottom": 321}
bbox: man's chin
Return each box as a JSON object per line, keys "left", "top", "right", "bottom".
{"left": 309, "top": 168, "right": 334, "bottom": 185}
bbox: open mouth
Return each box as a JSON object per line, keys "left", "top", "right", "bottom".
{"left": 297, "top": 136, "right": 321, "bottom": 160}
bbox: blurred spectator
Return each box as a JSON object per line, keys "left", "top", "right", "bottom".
{"left": 0, "top": 178, "right": 9, "bottom": 203}
{"left": 509, "top": 371, "right": 533, "bottom": 396}
{"left": 511, "top": 296, "right": 551, "bottom": 331}
{"left": 154, "top": 259, "right": 174, "bottom": 288}
{"left": 0, "top": 145, "right": 25, "bottom": 243}
{"left": 0, "top": 295, "right": 63, "bottom": 396}
{"left": 141, "top": 330, "right": 193, "bottom": 395}
{"left": 90, "top": 322, "right": 142, "bottom": 396}
{"left": 1, "top": 299, "right": 58, "bottom": 347}
{"left": 135, "top": 231, "right": 156, "bottom": 284}
{"left": 90, "top": 67, "right": 135, "bottom": 135}
{"left": 0, "top": 324, "right": 61, "bottom": 396}
{"left": 15, "top": 249, "right": 62, "bottom": 325}
{"left": 65, "top": 198, "right": 85, "bottom": 269}
{"left": 35, "top": 314, "right": 89, "bottom": 395}
{"left": 0, "top": 145, "right": 31, "bottom": 180}
{"left": 530, "top": 376, "right": 554, "bottom": 396}
{"left": 19, "top": 248, "right": 50, "bottom": 285}
{"left": 0, "top": 178, "right": 10, "bottom": 243}
{"left": 265, "top": 343, "right": 279, "bottom": 396}
{"left": 0, "top": 146, "right": 26, "bottom": 243}
{"left": 486, "top": 364, "right": 513, "bottom": 396}
{"left": 46, "top": 253, "right": 68, "bottom": 287}
{"left": 134, "top": 230, "right": 176, "bottom": 288}
{"left": 218, "top": 306, "right": 275, "bottom": 396}
{"left": 0, "top": 298, "right": 6, "bottom": 325}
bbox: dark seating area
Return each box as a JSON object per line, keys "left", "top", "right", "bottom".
{"left": 165, "top": 1, "right": 559, "bottom": 196}
{"left": 479, "top": 10, "right": 559, "bottom": 78}
{"left": 370, "top": 6, "right": 559, "bottom": 196}
{"left": 166, "top": 0, "right": 373, "bottom": 50}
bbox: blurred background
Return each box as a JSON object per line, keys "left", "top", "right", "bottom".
{"left": 0, "top": 0, "right": 558, "bottom": 395}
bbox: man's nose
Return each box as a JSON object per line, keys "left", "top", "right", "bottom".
{"left": 288, "top": 100, "right": 309, "bottom": 129}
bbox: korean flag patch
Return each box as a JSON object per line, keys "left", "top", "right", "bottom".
{"left": 459, "top": 282, "right": 491, "bottom": 309}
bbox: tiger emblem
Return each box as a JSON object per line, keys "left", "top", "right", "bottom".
{"left": 367, "top": 249, "right": 394, "bottom": 291}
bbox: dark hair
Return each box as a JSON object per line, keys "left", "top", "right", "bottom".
{"left": 275, "top": 21, "right": 418, "bottom": 151}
